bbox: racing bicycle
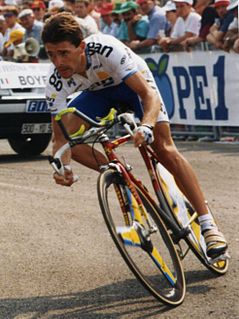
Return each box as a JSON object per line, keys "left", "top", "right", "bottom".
{"left": 49, "top": 107, "right": 229, "bottom": 306}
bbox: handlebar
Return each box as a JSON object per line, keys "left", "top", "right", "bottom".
{"left": 49, "top": 108, "right": 138, "bottom": 177}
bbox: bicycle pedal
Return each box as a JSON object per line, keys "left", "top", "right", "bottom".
{"left": 208, "top": 251, "right": 230, "bottom": 265}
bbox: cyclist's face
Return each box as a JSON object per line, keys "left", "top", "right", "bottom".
{"left": 45, "top": 41, "right": 85, "bottom": 78}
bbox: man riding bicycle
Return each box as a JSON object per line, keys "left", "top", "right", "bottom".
{"left": 42, "top": 12, "right": 228, "bottom": 260}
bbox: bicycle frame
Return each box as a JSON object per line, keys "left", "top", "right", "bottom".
{"left": 99, "top": 133, "right": 189, "bottom": 242}
{"left": 50, "top": 106, "right": 190, "bottom": 243}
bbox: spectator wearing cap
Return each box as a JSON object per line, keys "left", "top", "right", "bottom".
{"left": 183, "top": 0, "right": 218, "bottom": 51}
{"left": 206, "top": 0, "right": 234, "bottom": 49}
{"left": 116, "top": 1, "right": 149, "bottom": 51}
{"left": 158, "top": 1, "right": 177, "bottom": 49}
{"left": 159, "top": 0, "right": 201, "bottom": 52}
{"left": 130, "top": 0, "right": 169, "bottom": 52}
{"left": 31, "top": 1, "right": 46, "bottom": 22}
{"left": 2, "top": 6, "right": 25, "bottom": 57}
{"left": 111, "top": 2, "right": 122, "bottom": 26}
{"left": 99, "top": 3, "right": 118, "bottom": 36}
{"left": 18, "top": 9, "right": 43, "bottom": 45}
{"left": 74, "top": 0, "right": 99, "bottom": 34}
{"left": 48, "top": 0, "right": 65, "bottom": 13}
{"left": 3, "top": 7, "right": 25, "bottom": 33}
{"left": 222, "top": 0, "right": 238, "bottom": 52}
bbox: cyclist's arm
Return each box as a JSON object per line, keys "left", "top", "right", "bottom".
{"left": 124, "top": 71, "right": 162, "bottom": 146}
{"left": 124, "top": 71, "right": 161, "bottom": 127}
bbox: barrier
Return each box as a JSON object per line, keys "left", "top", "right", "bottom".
{"left": 141, "top": 50, "right": 239, "bottom": 141}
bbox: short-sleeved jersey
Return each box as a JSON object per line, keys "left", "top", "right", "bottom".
{"left": 45, "top": 33, "right": 157, "bottom": 114}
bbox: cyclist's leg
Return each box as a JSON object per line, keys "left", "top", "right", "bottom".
{"left": 57, "top": 90, "right": 114, "bottom": 171}
{"left": 67, "top": 83, "right": 144, "bottom": 171}
{"left": 151, "top": 122, "right": 228, "bottom": 258}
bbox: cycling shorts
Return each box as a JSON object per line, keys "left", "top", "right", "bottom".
{"left": 68, "top": 82, "right": 169, "bottom": 123}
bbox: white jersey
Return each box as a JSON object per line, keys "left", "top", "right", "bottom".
{"left": 171, "top": 12, "right": 201, "bottom": 38}
{"left": 45, "top": 33, "right": 167, "bottom": 121}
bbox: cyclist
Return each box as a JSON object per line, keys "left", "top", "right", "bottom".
{"left": 42, "top": 12, "right": 228, "bottom": 259}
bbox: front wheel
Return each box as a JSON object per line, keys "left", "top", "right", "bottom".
{"left": 97, "top": 169, "right": 186, "bottom": 306}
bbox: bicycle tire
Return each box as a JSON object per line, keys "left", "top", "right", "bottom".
{"left": 155, "top": 163, "right": 229, "bottom": 275}
{"left": 97, "top": 168, "right": 186, "bottom": 306}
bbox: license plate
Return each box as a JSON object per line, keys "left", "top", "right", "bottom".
{"left": 26, "top": 100, "right": 49, "bottom": 113}
{"left": 21, "top": 123, "right": 52, "bottom": 134}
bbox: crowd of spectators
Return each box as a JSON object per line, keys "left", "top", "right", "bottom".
{"left": 0, "top": 0, "right": 238, "bottom": 62}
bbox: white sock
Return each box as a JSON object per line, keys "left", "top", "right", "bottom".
{"left": 198, "top": 214, "right": 216, "bottom": 233}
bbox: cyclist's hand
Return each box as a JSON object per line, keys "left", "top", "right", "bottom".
{"left": 134, "top": 125, "right": 154, "bottom": 147}
{"left": 53, "top": 166, "right": 75, "bottom": 187}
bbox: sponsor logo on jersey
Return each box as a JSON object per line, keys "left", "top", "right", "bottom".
{"left": 67, "top": 78, "right": 77, "bottom": 87}
{"left": 120, "top": 55, "right": 127, "bottom": 65}
{"left": 93, "top": 63, "right": 103, "bottom": 70}
{"left": 46, "top": 93, "right": 57, "bottom": 111}
{"left": 88, "top": 77, "right": 114, "bottom": 90}
{"left": 87, "top": 42, "right": 113, "bottom": 58}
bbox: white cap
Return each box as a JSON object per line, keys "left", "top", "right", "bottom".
{"left": 173, "top": 0, "right": 193, "bottom": 5}
{"left": 0, "top": 15, "right": 5, "bottom": 21}
{"left": 4, "top": 0, "right": 17, "bottom": 5}
{"left": 163, "top": 1, "right": 176, "bottom": 11}
{"left": 18, "top": 9, "right": 34, "bottom": 19}
{"left": 227, "top": 0, "right": 238, "bottom": 10}
{"left": 48, "top": 0, "right": 64, "bottom": 9}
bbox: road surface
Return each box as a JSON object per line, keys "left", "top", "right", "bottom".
{"left": 0, "top": 140, "right": 238, "bottom": 319}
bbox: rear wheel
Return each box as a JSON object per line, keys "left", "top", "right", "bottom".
{"left": 97, "top": 169, "right": 186, "bottom": 306}
{"left": 8, "top": 134, "right": 51, "bottom": 157}
{"left": 155, "top": 165, "right": 229, "bottom": 275}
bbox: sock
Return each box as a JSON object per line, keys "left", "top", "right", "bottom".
{"left": 198, "top": 214, "right": 216, "bottom": 233}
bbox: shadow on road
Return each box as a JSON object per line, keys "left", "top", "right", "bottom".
{"left": 0, "top": 269, "right": 217, "bottom": 319}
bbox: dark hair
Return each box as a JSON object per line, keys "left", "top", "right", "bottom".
{"left": 41, "top": 12, "right": 83, "bottom": 47}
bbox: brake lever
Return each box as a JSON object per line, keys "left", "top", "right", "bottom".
{"left": 118, "top": 113, "right": 138, "bottom": 136}
{"left": 48, "top": 155, "right": 65, "bottom": 175}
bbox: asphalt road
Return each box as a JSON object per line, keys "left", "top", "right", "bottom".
{"left": 0, "top": 139, "right": 238, "bottom": 319}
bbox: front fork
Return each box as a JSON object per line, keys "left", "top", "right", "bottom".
{"left": 102, "top": 163, "right": 157, "bottom": 235}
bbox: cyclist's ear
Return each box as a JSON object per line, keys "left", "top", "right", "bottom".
{"left": 79, "top": 41, "right": 86, "bottom": 51}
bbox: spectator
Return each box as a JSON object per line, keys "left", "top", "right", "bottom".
{"left": 64, "top": 0, "right": 76, "bottom": 12}
{"left": 130, "top": 0, "right": 168, "bottom": 52}
{"left": 99, "top": 2, "right": 118, "bottom": 36}
{"left": 206, "top": 0, "right": 234, "bottom": 49}
{"left": 183, "top": 0, "right": 218, "bottom": 50}
{"left": 194, "top": 0, "right": 212, "bottom": 14}
{"left": 158, "top": 1, "right": 178, "bottom": 48}
{"left": 48, "top": 0, "right": 65, "bottom": 13}
{"left": 88, "top": 0, "right": 101, "bottom": 28}
{"left": 2, "top": 28, "right": 25, "bottom": 61}
{"left": 117, "top": 1, "right": 149, "bottom": 52}
{"left": 74, "top": 0, "right": 99, "bottom": 34}
{"left": 2, "top": 6, "right": 25, "bottom": 59}
{"left": 31, "top": 1, "right": 46, "bottom": 22}
{"left": 222, "top": 0, "right": 238, "bottom": 52}
{"left": 111, "top": 3, "right": 122, "bottom": 27}
{"left": 18, "top": 9, "right": 43, "bottom": 61}
{"left": 159, "top": 0, "right": 201, "bottom": 52}
{"left": 18, "top": 9, "right": 43, "bottom": 44}
{"left": 3, "top": 6, "right": 24, "bottom": 32}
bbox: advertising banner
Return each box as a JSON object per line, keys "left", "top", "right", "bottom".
{"left": 0, "top": 62, "right": 49, "bottom": 89}
{"left": 142, "top": 51, "right": 239, "bottom": 126}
